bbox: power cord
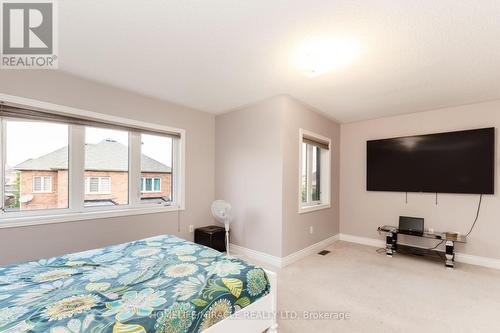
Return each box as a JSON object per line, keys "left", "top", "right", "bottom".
{"left": 465, "top": 194, "right": 483, "bottom": 237}
{"left": 427, "top": 193, "right": 483, "bottom": 250}
{"left": 428, "top": 240, "right": 444, "bottom": 251}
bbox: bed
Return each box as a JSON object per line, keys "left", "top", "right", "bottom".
{"left": 0, "top": 234, "right": 277, "bottom": 333}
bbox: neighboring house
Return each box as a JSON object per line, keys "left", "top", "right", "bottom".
{"left": 14, "top": 139, "right": 171, "bottom": 210}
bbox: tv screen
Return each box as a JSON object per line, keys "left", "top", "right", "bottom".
{"left": 367, "top": 128, "right": 495, "bottom": 194}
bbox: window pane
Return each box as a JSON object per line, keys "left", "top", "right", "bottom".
{"left": 33, "top": 177, "right": 42, "bottom": 192}
{"left": 89, "top": 177, "right": 99, "bottom": 193}
{"left": 301, "top": 142, "right": 307, "bottom": 204}
{"left": 44, "top": 177, "right": 52, "bottom": 192}
{"left": 154, "top": 178, "right": 161, "bottom": 192}
{"left": 145, "top": 178, "right": 152, "bottom": 191}
{"left": 311, "top": 146, "right": 321, "bottom": 201}
{"left": 101, "top": 177, "right": 111, "bottom": 193}
{"left": 141, "top": 134, "right": 173, "bottom": 204}
{"left": 4, "top": 120, "right": 69, "bottom": 211}
{"left": 84, "top": 127, "right": 129, "bottom": 207}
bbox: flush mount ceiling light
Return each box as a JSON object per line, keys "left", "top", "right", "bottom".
{"left": 294, "top": 37, "right": 361, "bottom": 78}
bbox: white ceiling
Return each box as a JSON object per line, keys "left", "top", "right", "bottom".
{"left": 60, "top": 0, "right": 500, "bottom": 123}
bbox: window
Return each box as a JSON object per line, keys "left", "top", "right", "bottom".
{"left": 299, "top": 129, "right": 331, "bottom": 213}
{"left": 140, "top": 134, "right": 173, "bottom": 204}
{"left": 85, "top": 177, "right": 111, "bottom": 194}
{"left": 33, "top": 176, "right": 52, "bottom": 193}
{"left": 141, "top": 177, "right": 161, "bottom": 192}
{"left": 3, "top": 119, "right": 69, "bottom": 212}
{"left": 0, "top": 99, "right": 185, "bottom": 225}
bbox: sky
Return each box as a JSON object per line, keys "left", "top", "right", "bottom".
{"left": 5, "top": 121, "right": 172, "bottom": 168}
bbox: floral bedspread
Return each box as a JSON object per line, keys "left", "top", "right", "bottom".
{"left": 0, "top": 234, "right": 270, "bottom": 332}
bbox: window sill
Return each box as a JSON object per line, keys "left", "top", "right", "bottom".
{"left": 298, "top": 203, "right": 331, "bottom": 214}
{"left": 0, "top": 205, "right": 183, "bottom": 229}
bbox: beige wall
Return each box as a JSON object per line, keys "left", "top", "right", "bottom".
{"left": 340, "top": 100, "right": 500, "bottom": 258}
{"left": 215, "top": 96, "right": 341, "bottom": 258}
{"left": 215, "top": 97, "right": 285, "bottom": 257}
{"left": 0, "top": 71, "right": 215, "bottom": 265}
{"left": 281, "top": 97, "right": 341, "bottom": 256}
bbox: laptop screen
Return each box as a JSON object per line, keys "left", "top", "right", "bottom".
{"left": 399, "top": 216, "right": 424, "bottom": 234}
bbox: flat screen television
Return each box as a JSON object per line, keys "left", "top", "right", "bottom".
{"left": 367, "top": 128, "right": 495, "bottom": 194}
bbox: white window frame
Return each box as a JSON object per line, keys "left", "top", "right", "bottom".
{"left": 0, "top": 94, "right": 186, "bottom": 228}
{"left": 298, "top": 128, "right": 331, "bottom": 214}
{"left": 141, "top": 177, "right": 161, "bottom": 193}
{"left": 85, "top": 176, "right": 111, "bottom": 194}
{"left": 32, "top": 176, "right": 53, "bottom": 193}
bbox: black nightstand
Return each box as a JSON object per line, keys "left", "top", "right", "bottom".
{"left": 194, "top": 225, "right": 227, "bottom": 252}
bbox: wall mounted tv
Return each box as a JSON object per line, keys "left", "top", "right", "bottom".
{"left": 367, "top": 127, "right": 495, "bottom": 194}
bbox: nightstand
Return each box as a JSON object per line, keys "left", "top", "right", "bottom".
{"left": 194, "top": 225, "right": 227, "bottom": 252}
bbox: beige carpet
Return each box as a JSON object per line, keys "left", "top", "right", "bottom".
{"left": 249, "top": 241, "right": 500, "bottom": 333}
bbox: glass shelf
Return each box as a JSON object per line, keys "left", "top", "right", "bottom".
{"left": 379, "top": 225, "right": 467, "bottom": 243}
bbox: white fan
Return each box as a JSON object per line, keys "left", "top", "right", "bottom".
{"left": 211, "top": 200, "right": 232, "bottom": 256}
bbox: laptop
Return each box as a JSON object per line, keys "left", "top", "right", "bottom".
{"left": 399, "top": 216, "right": 424, "bottom": 236}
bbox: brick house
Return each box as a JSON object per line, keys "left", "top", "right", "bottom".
{"left": 14, "top": 139, "right": 171, "bottom": 210}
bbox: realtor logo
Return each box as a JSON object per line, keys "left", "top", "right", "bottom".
{"left": 1, "top": 0, "right": 58, "bottom": 68}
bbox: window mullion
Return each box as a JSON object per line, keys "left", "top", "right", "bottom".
{"left": 69, "top": 125, "right": 85, "bottom": 211}
{"left": 129, "top": 132, "right": 141, "bottom": 205}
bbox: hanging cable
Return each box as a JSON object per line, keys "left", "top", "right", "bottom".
{"left": 428, "top": 194, "right": 483, "bottom": 250}
{"left": 465, "top": 194, "right": 483, "bottom": 237}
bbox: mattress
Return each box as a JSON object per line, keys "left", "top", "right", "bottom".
{"left": 0, "top": 234, "right": 270, "bottom": 332}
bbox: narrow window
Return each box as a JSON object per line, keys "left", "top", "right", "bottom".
{"left": 299, "top": 129, "right": 331, "bottom": 213}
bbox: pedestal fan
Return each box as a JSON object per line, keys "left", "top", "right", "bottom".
{"left": 211, "top": 200, "right": 232, "bottom": 256}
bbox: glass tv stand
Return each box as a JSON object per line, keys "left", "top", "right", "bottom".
{"left": 378, "top": 225, "right": 467, "bottom": 269}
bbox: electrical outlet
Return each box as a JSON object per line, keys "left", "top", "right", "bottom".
{"left": 309, "top": 226, "right": 314, "bottom": 234}
{"left": 189, "top": 225, "right": 194, "bottom": 233}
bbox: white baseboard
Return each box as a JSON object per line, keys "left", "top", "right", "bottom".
{"left": 280, "top": 234, "right": 340, "bottom": 267}
{"left": 454, "top": 253, "right": 500, "bottom": 270}
{"left": 230, "top": 234, "right": 340, "bottom": 268}
{"left": 339, "top": 233, "right": 500, "bottom": 270}
{"left": 339, "top": 233, "right": 385, "bottom": 248}
{"left": 229, "top": 244, "right": 282, "bottom": 268}
{"left": 231, "top": 233, "right": 500, "bottom": 270}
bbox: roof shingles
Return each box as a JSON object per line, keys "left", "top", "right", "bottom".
{"left": 14, "top": 139, "right": 171, "bottom": 173}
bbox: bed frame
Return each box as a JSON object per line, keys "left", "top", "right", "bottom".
{"left": 203, "top": 269, "right": 278, "bottom": 333}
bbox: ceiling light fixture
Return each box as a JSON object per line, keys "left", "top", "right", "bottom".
{"left": 294, "top": 37, "right": 361, "bottom": 78}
